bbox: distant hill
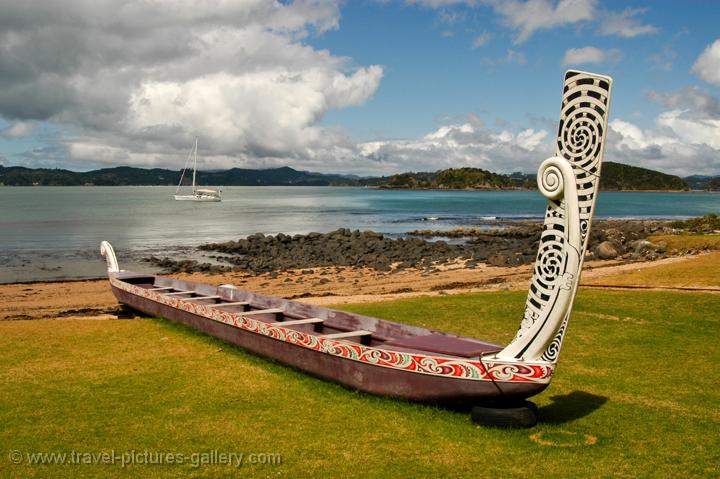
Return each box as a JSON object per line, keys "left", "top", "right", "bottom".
{"left": 600, "top": 162, "right": 688, "bottom": 191}
{"left": 0, "top": 165, "right": 176, "bottom": 186}
{"left": 0, "top": 162, "right": 693, "bottom": 191}
{"left": 0, "top": 165, "right": 352, "bottom": 187}
{"left": 354, "top": 168, "right": 534, "bottom": 190}
{"left": 356, "top": 162, "right": 687, "bottom": 191}
{"left": 684, "top": 174, "right": 720, "bottom": 191}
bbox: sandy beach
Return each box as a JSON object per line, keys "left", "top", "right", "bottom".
{"left": 3, "top": 252, "right": 717, "bottom": 322}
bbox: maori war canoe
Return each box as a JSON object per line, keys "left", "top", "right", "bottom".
{"left": 100, "top": 70, "right": 612, "bottom": 415}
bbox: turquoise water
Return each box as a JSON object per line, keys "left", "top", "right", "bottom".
{"left": 0, "top": 186, "right": 717, "bottom": 282}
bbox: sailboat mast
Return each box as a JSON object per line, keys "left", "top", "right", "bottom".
{"left": 176, "top": 140, "right": 194, "bottom": 195}
{"left": 192, "top": 137, "right": 198, "bottom": 193}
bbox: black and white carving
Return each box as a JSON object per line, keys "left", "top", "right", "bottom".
{"left": 496, "top": 71, "right": 612, "bottom": 363}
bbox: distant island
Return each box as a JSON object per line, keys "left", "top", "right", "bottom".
{"left": 599, "top": 162, "right": 690, "bottom": 191}
{"left": 685, "top": 175, "right": 720, "bottom": 191}
{"left": 0, "top": 162, "right": 716, "bottom": 191}
{"left": 364, "top": 162, "right": 695, "bottom": 191}
{"left": 358, "top": 168, "right": 535, "bottom": 190}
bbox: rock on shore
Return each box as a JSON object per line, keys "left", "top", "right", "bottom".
{"left": 145, "top": 228, "right": 538, "bottom": 274}
{"left": 143, "top": 218, "right": 709, "bottom": 275}
{"left": 198, "top": 228, "right": 538, "bottom": 272}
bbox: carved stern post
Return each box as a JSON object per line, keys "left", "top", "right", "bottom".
{"left": 496, "top": 71, "right": 613, "bottom": 364}
{"left": 100, "top": 241, "right": 121, "bottom": 273}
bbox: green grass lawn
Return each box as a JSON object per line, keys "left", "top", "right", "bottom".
{"left": 586, "top": 251, "right": 720, "bottom": 289}
{"left": 1, "top": 289, "right": 719, "bottom": 478}
{"left": 648, "top": 233, "right": 720, "bottom": 252}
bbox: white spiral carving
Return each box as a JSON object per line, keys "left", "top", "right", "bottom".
{"left": 557, "top": 81, "right": 608, "bottom": 173}
{"left": 541, "top": 319, "right": 566, "bottom": 362}
{"left": 562, "top": 119, "right": 596, "bottom": 158}
{"left": 537, "top": 156, "right": 570, "bottom": 201}
{"left": 538, "top": 245, "right": 565, "bottom": 284}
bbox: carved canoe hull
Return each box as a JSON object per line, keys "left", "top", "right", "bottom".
{"left": 108, "top": 271, "right": 550, "bottom": 404}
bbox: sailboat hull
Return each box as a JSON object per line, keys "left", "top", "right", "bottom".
{"left": 173, "top": 194, "right": 221, "bottom": 202}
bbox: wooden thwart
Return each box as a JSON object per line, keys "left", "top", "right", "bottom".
{"left": 212, "top": 301, "right": 250, "bottom": 308}
{"left": 240, "top": 308, "right": 284, "bottom": 318}
{"left": 148, "top": 287, "right": 174, "bottom": 291}
{"left": 271, "top": 317, "right": 324, "bottom": 326}
{"left": 185, "top": 295, "right": 221, "bottom": 301}
{"left": 322, "top": 330, "right": 373, "bottom": 339}
{"left": 165, "top": 290, "right": 194, "bottom": 296}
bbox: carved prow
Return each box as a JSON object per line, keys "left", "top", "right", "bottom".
{"left": 495, "top": 70, "right": 613, "bottom": 364}
{"left": 100, "top": 241, "right": 120, "bottom": 273}
{"left": 497, "top": 158, "right": 580, "bottom": 360}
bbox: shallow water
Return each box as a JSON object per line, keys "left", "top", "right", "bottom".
{"left": 0, "top": 186, "right": 717, "bottom": 282}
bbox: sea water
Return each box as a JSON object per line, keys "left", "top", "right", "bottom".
{"left": 0, "top": 186, "right": 717, "bottom": 282}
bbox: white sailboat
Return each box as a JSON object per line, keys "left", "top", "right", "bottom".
{"left": 174, "top": 138, "right": 222, "bottom": 202}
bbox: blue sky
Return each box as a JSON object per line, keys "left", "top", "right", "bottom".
{"left": 317, "top": 1, "right": 716, "bottom": 137}
{"left": 0, "top": 0, "right": 719, "bottom": 176}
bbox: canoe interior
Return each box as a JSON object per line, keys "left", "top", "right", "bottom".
{"left": 116, "top": 272, "right": 504, "bottom": 359}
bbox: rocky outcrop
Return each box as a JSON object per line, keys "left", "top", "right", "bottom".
{"left": 144, "top": 218, "right": 700, "bottom": 274}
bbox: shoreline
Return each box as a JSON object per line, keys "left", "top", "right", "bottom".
{"left": 144, "top": 218, "right": 705, "bottom": 275}
{"left": 2, "top": 253, "right": 717, "bottom": 322}
{"left": 3, "top": 216, "right": 717, "bottom": 284}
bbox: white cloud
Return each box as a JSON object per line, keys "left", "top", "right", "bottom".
{"left": 0, "top": 121, "right": 35, "bottom": 138}
{"left": 407, "top": 0, "right": 482, "bottom": 7}
{"left": 493, "top": 0, "right": 596, "bottom": 44}
{"left": 124, "top": 65, "right": 382, "bottom": 159}
{"left": 358, "top": 120, "right": 553, "bottom": 174}
{"left": 606, "top": 86, "right": 720, "bottom": 176}
{"left": 691, "top": 39, "right": 720, "bottom": 86}
{"left": 562, "top": 46, "right": 622, "bottom": 65}
{"left": 608, "top": 118, "right": 720, "bottom": 176}
{"left": 0, "top": 0, "right": 383, "bottom": 170}
{"left": 657, "top": 110, "right": 720, "bottom": 150}
{"left": 515, "top": 129, "right": 548, "bottom": 150}
{"left": 414, "top": 1, "right": 661, "bottom": 46}
{"left": 598, "top": 8, "right": 658, "bottom": 37}
{"left": 354, "top": 84, "right": 720, "bottom": 177}
{"left": 610, "top": 119, "right": 674, "bottom": 151}
{"left": 647, "top": 86, "right": 720, "bottom": 117}
{"left": 472, "top": 31, "right": 491, "bottom": 49}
